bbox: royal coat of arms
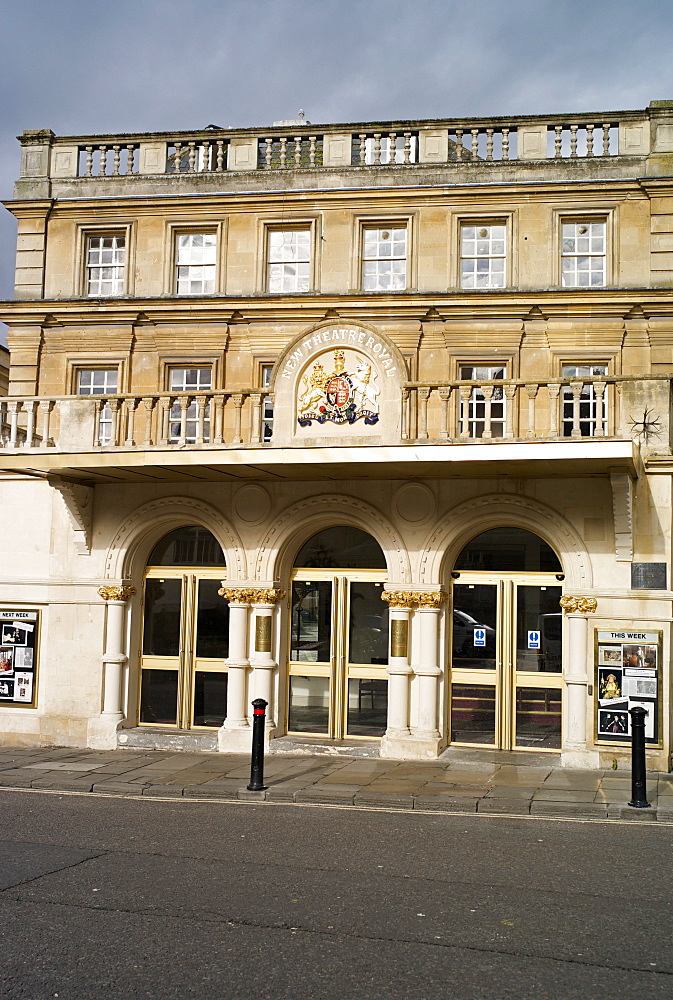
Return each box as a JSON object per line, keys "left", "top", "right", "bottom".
{"left": 297, "top": 350, "right": 380, "bottom": 426}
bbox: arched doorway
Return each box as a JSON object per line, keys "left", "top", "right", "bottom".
{"left": 287, "top": 526, "right": 388, "bottom": 739}
{"left": 139, "top": 526, "right": 229, "bottom": 730}
{"left": 449, "top": 527, "right": 563, "bottom": 751}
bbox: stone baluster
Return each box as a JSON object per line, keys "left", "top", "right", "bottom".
{"left": 213, "top": 394, "right": 225, "bottom": 445}
{"left": 172, "top": 141, "right": 182, "bottom": 171}
{"left": 7, "top": 402, "right": 20, "bottom": 449}
{"left": 98, "top": 145, "right": 108, "bottom": 175}
{"left": 216, "top": 140, "right": 225, "bottom": 171}
{"left": 502, "top": 127, "right": 510, "bottom": 160}
{"left": 112, "top": 145, "right": 121, "bottom": 175}
{"left": 160, "top": 398, "right": 171, "bottom": 445}
{"left": 94, "top": 586, "right": 137, "bottom": 746}
{"left": 39, "top": 400, "right": 53, "bottom": 447}
{"left": 23, "top": 400, "right": 36, "bottom": 448}
{"left": 554, "top": 126, "right": 563, "bottom": 158}
{"left": 124, "top": 398, "right": 138, "bottom": 447}
{"left": 293, "top": 136, "right": 302, "bottom": 166}
{"left": 94, "top": 400, "right": 105, "bottom": 447}
{"left": 593, "top": 381, "right": 606, "bottom": 437}
{"left": 177, "top": 396, "right": 190, "bottom": 446}
{"left": 248, "top": 589, "right": 286, "bottom": 730}
{"left": 525, "top": 384, "right": 539, "bottom": 439}
{"left": 187, "top": 141, "right": 197, "bottom": 172}
{"left": 359, "top": 133, "right": 367, "bottom": 165}
{"left": 411, "top": 593, "right": 447, "bottom": 746}
{"left": 486, "top": 128, "right": 494, "bottom": 160}
{"left": 373, "top": 133, "right": 382, "bottom": 164}
{"left": 403, "top": 132, "right": 412, "bottom": 164}
{"left": 264, "top": 138, "right": 273, "bottom": 168}
{"left": 560, "top": 596, "right": 597, "bottom": 756}
{"left": 504, "top": 384, "right": 517, "bottom": 438}
{"left": 218, "top": 588, "right": 253, "bottom": 748}
{"left": 108, "top": 398, "right": 121, "bottom": 446}
{"left": 602, "top": 123, "right": 611, "bottom": 156}
{"left": 547, "top": 383, "right": 561, "bottom": 437}
{"left": 202, "top": 140, "right": 211, "bottom": 171}
{"left": 126, "top": 145, "right": 135, "bottom": 174}
{"left": 586, "top": 125, "right": 594, "bottom": 157}
{"left": 195, "top": 394, "right": 206, "bottom": 444}
{"left": 232, "top": 393, "right": 244, "bottom": 444}
{"left": 481, "top": 384, "right": 494, "bottom": 439}
{"left": 308, "top": 136, "right": 316, "bottom": 167}
{"left": 459, "top": 385, "right": 472, "bottom": 439}
{"left": 438, "top": 386, "right": 452, "bottom": 440}
{"left": 279, "top": 137, "right": 287, "bottom": 167}
{"left": 388, "top": 132, "right": 396, "bottom": 164}
{"left": 570, "top": 125, "right": 578, "bottom": 157}
{"left": 249, "top": 393, "right": 262, "bottom": 445}
{"left": 454, "top": 128, "right": 464, "bottom": 160}
{"left": 471, "top": 128, "right": 479, "bottom": 160}
{"left": 142, "top": 398, "right": 154, "bottom": 446}
{"left": 380, "top": 592, "right": 417, "bottom": 748}
{"left": 570, "top": 381, "right": 584, "bottom": 438}
{"left": 85, "top": 146, "right": 94, "bottom": 176}
{"left": 401, "top": 387, "right": 410, "bottom": 440}
{"left": 417, "top": 387, "right": 431, "bottom": 440}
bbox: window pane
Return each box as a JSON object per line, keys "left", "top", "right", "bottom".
{"left": 516, "top": 687, "right": 561, "bottom": 749}
{"left": 291, "top": 581, "right": 332, "bottom": 662}
{"left": 142, "top": 578, "right": 182, "bottom": 656}
{"left": 288, "top": 676, "right": 329, "bottom": 733}
{"left": 451, "top": 684, "right": 496, "bottom": 744}
{"left": 348, "top": 581, "right": 388, "bottom": 665}
{"left": 196, "top": 579, "right": 229, "bottom": 658}
{"left": 140, "top": 670, "right": 178, "bottom": 725}
{"left": 347, "top": 678, "right": 387, "bottom": 737}
{"left": 193, "top": 672, "right": 228, "bottom": 727}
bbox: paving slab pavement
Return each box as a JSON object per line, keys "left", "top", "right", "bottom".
{"left": 0, "top": 744, "right": 669, "bottom": 821}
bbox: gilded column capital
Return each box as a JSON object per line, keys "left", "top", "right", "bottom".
{"left": 381, "top": 590, "right": 417, "bottom": 609}
{"left": 415, "top": 591, "right": 448, "bottom": 609}
{"left": 98, "top": 586, "right": 136, "bottom": 603}
{"left": 218, "top": 587, "right": 253, "bottom": 603}
{"left": 560, "top": 595, "right": 597, "bottom": 614}
{"left": 249, "top": 588, "right": 286, "bottom": 606}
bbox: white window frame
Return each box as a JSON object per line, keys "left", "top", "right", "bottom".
{"left": 361, "top": 223, "right": 409, "bottom": 291}
{"left": 553, "top": 209, "right": 614, "bottom": 288}
{"left": 560, "top": 220, "right": 607, "bottom": 287}
{"left": 266, "top": 229, "right": 312, "bottom": 293}
{"left": 174, "top": 232, "right": 217, "bottom": 295}
{"left": 459, "top": 222, "right": 507, "bottom": 290}
{"left": 77, "top": 224, "right": 134, "bottom": 297}
{"left": 167, "top": 366, "right": 213, "bottom": 443}
{"left": 458, "top": 364, "right": 507, "bottom": 438}
{"left": 259, "top": 362, "right": 275, "bottom": 442}
{"left": 75, "top": 367, "right": 119, "bottom": 445}
{"left": 561, "top": 363, "right": 609, "bottom": 437}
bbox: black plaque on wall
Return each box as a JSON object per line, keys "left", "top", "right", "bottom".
{"left": 631, "top": 563, "right": 667, "bottom": 590}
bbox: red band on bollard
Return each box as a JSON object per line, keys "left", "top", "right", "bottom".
{"left": 253, "top": 708, "right": 265, "bottom": 715}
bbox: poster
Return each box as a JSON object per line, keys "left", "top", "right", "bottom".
{"left": 0, "top": 610, "right": 39, "bottom": 708}
{"left": 595, "top": 629, "right": 661, "bottom": 745}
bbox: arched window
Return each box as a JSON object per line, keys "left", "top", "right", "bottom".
{"left": 293, "top": 526, "right": 386, "bottom": 569}
{"left": 147, "top": 526, "right": 225, "bottom": 567}
{"left": 454, "top": 527, "right": 562, "bottom": 573}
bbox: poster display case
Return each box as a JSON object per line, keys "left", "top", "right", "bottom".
{"left": 594, "top": 629, "right": 662, "bottom": 746}
{"left": 0, "top": 609, "right": 39, "bottom": 708}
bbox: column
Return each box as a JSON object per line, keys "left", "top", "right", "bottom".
{"left": 249, "top": 589, "right": 286, "bottom": 742}
{"left": 216, "top": 588, "right": 251, "bottom": 751}
{"left": 379, "top": 591, "right": 415, "bottom": 758}
{"left": 411, "top": 592, "right": 447, "bottom": 757}
{"left": 560, "top": 595, "right": 598, "bottom": 767}
{"left": 87, "top": 586, "right": 136, "bottom": 749}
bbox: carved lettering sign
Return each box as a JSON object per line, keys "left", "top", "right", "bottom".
{"left": 281, "top": 327, "right": 398, "bottom": 380}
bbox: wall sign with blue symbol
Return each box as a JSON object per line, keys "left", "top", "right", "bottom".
{"left": 528, "top": 630, "right": 540, "bottom": 649}
{"left": 474, "top": 628, "right": 486, "bottom": 647}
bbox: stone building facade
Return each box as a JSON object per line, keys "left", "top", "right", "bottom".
{"left": 1, "top": 103, "right": 673, "bottom": 767}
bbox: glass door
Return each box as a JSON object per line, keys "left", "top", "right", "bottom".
{"left": 288, "top": 572, "right": 388, "bottom": 739}
{"left": 450, "top": 576, "right": 562, "bottom": 750}
{"left": 140, "top": 570, "right": 229, "bottom": 729}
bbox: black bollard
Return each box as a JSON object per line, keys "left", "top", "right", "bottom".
{"left": 247, "top": 698, "right": 268, "bottom": 791}
{"left": 628, "top": 705, "right": 651, "bottom": 808}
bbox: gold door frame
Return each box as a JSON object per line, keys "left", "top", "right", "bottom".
{"left": 287, "top": 569, "right": 388, "bottom": 740}
{"left": 449, "top": 572, "right": 563, "bottom": 751}
{"left": 139, "top": 566, "right": 227, "bottom": 730}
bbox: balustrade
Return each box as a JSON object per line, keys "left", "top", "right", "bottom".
{"left": 0, "top": 377, "right": 669, "bottom": 453}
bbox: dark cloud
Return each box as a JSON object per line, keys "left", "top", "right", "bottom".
{"left": 1, "top": 0, "right": 673, "bottom": 335}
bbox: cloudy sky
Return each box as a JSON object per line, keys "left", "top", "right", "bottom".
{"left": 1, "top": 0, "right": 673, "bottom": 337}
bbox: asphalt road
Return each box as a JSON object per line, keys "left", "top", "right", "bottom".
{"left": 0, "top": 789, "right": 671, "bottom": 1000}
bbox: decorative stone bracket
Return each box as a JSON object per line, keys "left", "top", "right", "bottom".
{"left": 48, "top": 475, "right": 93, "bottom": 555}
{"left": 98, "top": 586, "right": 137, "bottom": 603}
{"left": 610, "top": 471, "right": 633, "bottom": 563}
{"left": 382, "top": 590, "right": 447, "bottom": 609}
{"left": 560, "top": 595, "right": 597, "bottom": 614}
{"left": 217, "top": 587, "right": 286, "bottom": 605}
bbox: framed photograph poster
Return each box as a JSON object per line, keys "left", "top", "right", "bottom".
{"left": 595, "top": 629, "right": 661, "bottom": 746}
{"left": 0, "top": 609, "right": 39, "bottom": 708}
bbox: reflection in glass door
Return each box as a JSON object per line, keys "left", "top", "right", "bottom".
{"left": 450, "top": 578, "right": 563, "bottom": 749}
{"left": 140, "top": 572, "right": 229, "bottom": 729}
{"left": 288, "top": 574, "right": 388, "bottom": 738}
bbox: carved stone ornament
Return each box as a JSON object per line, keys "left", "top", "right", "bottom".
{"left": 381, "top": 591, "right": 417, "bottom": 609}
{"left": 98, "top": 586, "right": 137, "bottom": 602}
{"left": 415, "top": 592, "right": 448, "bottom": 609}
{"left": 49, "top": 475, "right": 93, "bottom": 556}
{"left": 218, "top": 588, "right": 286, "bottom": 605}
{"left": 297, "top": 348, "right": 380, "bottom": 427}
{"left": 249, "top": 588, "right": 286, "bottom": 605}
{"left": 218, "top": 587, "right": 254, "bottom": 603}
{"left": 559, "top": 595, "right": 597, "bottom": 614}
